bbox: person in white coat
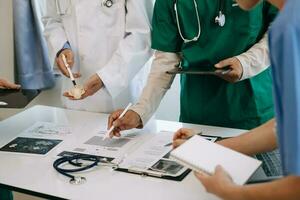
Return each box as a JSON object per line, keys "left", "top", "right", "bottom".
{"left": 42, "top": 0, "right": 154, "bottom": 113}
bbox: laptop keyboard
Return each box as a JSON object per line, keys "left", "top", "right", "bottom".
{"left": 255, "top": 150, "right": 283, "bottom": 177}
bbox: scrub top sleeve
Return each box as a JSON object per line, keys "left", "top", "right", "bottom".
{"left": 97, "top": 0, "right": 154, "bottom": 99}
{"left": 151, "top": 0, "right": 182, "bottom": 52}
{"left": 270, "top": 21, "right": 300, "bottom": 176}
{"left": 42, "top": 0, "right": 69, "bottom": 67}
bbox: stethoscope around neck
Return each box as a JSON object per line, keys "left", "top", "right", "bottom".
{"left": 174, "top": 0, "right": 226, "bottom": 43}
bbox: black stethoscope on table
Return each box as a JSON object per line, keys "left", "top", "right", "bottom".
{"left": 53, "top": 154, "right": 118, "bottom": 185}
{"left": 174, "top": 0, "right": 226, "bottom": 43}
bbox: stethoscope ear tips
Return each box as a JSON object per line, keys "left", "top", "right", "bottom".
{"left": 215, "top": 11, "right": 226, "bottom": 27}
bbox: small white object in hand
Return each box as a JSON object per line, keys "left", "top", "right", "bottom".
{"left": 68, "top": 86, "right": 85, "bottom": 99}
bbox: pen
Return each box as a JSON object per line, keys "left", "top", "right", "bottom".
{"left": 164, "top": 132, "right": 203, "bottom": 147}
{"left": 103, "top": 103, "right": 133, "bottom": 141}
{"left": 62, "top": 54, "right": 77, "bottom": 87}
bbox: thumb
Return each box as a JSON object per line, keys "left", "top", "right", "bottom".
{"left": 215, "top": 58, "right": 233, "bottom": 68}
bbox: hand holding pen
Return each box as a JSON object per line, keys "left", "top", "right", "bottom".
{"left": 106, "top": 103, "right": 143, "bottom": 139}
{"left": 62, "top": 54, "right": 77, "bottom": 87}
{"left": 56, "top": 49, "right": 81, "bottom": 79}
{"left": 171, "top": 128, "right": 202, "bottom": 148}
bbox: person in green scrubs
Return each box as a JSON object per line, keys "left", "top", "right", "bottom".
{"left": 107, "top": 0, "right": 277, "bottom": 136}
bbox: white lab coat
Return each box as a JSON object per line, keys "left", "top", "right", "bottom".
{"left": 43, "top": 0, "right": 154, "bottom": 113}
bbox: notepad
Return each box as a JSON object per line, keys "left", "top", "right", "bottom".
{"left": 170, "top": 135, "right": 262, "bottom": 185}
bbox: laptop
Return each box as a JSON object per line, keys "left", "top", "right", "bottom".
{"left": 248, "top": 149, "right": 283, "bottom": 183}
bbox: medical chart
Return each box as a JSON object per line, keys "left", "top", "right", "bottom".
{"left": 118, "top": 131, "right": 173, "bottom": 170}
{"left": 66, "top": 130, "right": 152, "bottom": 159}
{"left": 19, "top": 121, "right": 71, "bottom": 139}
{"left": 0, "top": 122, "right": 71, "bottom": 155}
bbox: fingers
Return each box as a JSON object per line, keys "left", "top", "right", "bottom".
{"left": 63, "top": 91, "right": 77, "bottom": 100}
{"left": 215, "top": 58, "right": 234, "bottom": 69}
{"left": 73, "top": 73, "right": 81, "bottom": 78}
{"left": 0, "top": 79, "right": 21, "bottom": 89}
{"left": 56, "top": 49, "right": 77, "bottom": 78}
{"left": 172, "top": 139, "right": 186, "bottom": 148}
{"left": 108, "top": 110, "right": 123, "bottom": 130}
{"left": 56, "top": 57, "right": 70, "bottom": 78}
{"left": 173, "top": 128, "right": 195, "bottom": 141}
{"left": 107, "top": 110, "right": 141, "bottom": 138}
{"left": 81, "top": 74, "right": 103, "bottom": 99}
{"left": 215, "top": 57, "right": 243, "bottom": 83}
{"left": 62, "top": 49, "right": 74, "bottom": 67}
{"left": 5, "top": 82, "right": 21, "bottom": 89}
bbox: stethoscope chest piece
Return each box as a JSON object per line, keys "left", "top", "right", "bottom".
{"left": 103, "top": 0, "right": 113, "bottom": 8}
{"left": 70, "top": 176, "right": 86, "bottom": 185}
{"left": 215, "top": 11, "right": 226, "bottom": 27}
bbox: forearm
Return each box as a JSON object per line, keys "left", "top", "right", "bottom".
{"left": 218, "top": 119, "right": 277, "bottom": 156}
{"left": 237, "top": 33, "right": 270, "bottom": 80}
{"left": 223, "top": 176, "right": 300, "bottom": 200}
{"left": 130, "top": 51, "right": 180, "bottom": 125}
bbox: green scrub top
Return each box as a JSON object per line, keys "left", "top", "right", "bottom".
{"left": 0, "top": 188, "right": 13, "bottom": 200}
{"left": 152, "top": 0, "right": 278, "bottom": 129}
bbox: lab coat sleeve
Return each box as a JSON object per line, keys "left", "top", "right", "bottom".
{"left": 130, "top": 51, "right": 181, "bottom": 126}
{"left": 97, "top": 0, "right": 154, "bottom": 99}
{"left": 42, "top": 0, "right": 68, "bottom": 67}
{"left": 236, "top": 33, "right": 271, "bottom": 81}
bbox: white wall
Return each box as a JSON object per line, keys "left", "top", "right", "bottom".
{"left": 0, "top": 0, "right": 14, "bottom": 82}
{"left": 155, "top": 76, "right": 180, "bottom": 121}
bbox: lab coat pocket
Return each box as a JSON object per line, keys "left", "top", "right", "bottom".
{"left": 99, "top": 0, "right": 126, "bottom": 36}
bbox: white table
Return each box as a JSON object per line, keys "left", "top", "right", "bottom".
{"left": 0, "top": 105, "right": 246, "bottom": 200}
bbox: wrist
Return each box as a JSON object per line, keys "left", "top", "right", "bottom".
{"left": 129, "top": 109, "right": 143, "bottom": 129}
{"left": 220, "top": 185, "right": 244, "bottom": 200}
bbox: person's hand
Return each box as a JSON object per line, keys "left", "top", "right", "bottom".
{"left": 173, "top": 128, "right": 196, "bottom": 148}
{"left": 56, "top": 49, "right": 81, "bottom": 78}
{"left": 63, "top": 74, "right": 103, "bottom": 100}
{"left": 107, "top": 109, "right": 142, "bottom": 138}
{"left": 0, "top": 79, "right": 21, "bottom": 89}
{"left": 195, "top": 165, "right": 236, "bottom": 199}
{"left": 215, "top": 57, "right": 243, "bottom": 83}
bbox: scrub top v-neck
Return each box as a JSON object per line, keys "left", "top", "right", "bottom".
{"left": 152, "top": 0, "right": 277, "bottom": 129}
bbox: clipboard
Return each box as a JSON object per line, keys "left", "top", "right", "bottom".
{"left": 57, "top": 133, "right": 223, "bottom": 182}
{"left": 0, "top": 89, "right": 40, "bottom": 108}
{"left": 166, "top": 66, "right": 232, "bottom": 75}
{"left": 115, "top": 135, "right": 224, "bottom": 181}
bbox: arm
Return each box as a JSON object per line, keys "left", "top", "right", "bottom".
{"left": 107, "top": 51, "right": 180, "bottom": 137}
{"left": 236, "top": 33, "right": 270, "bottom": 81}
{"left": 130, "top": 51, "right": 181, "bottom": 125}
{"left": 215, "top": 33, "right": 270, "bottom": 82}
{"left": 97, "top": 0, "right": 154, "bottom": 99}
{"left": 218, "top": 119, "right": 277, "bottom": 156}
{"left": 196, "top": 169, "right": 300, "bottom": 200}
{"left": 173, "top": 119, "right": 277, "bottom": 155}
{"left": 0, "top": 79, "right": 21, "bottom": 89}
